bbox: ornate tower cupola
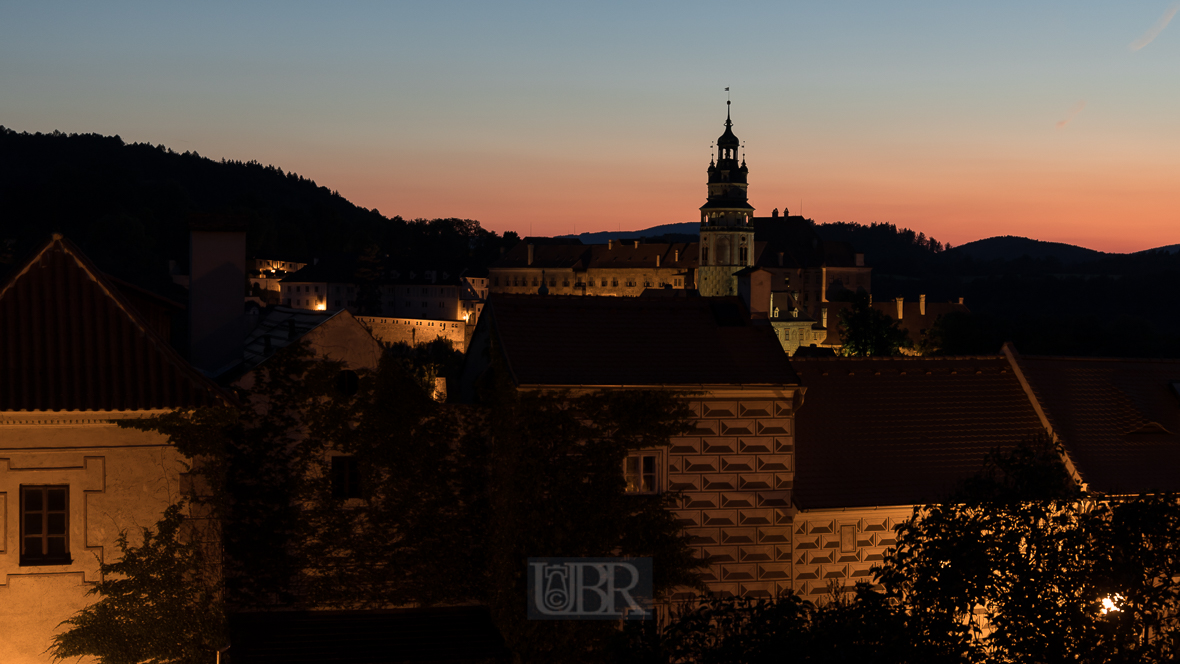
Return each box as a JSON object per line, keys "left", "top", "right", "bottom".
{"left": 698, "top": 101, "right": 756, "bottom": 297}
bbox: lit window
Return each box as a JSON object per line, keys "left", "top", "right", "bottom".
{"left": 21, "top": 486, "right": 70, "bottom": 565}
{"left": 624, "top": 452, "right": 660, "bottom": 494}
{"left": 331, "top": 456, "right": 363, "bottom": 499}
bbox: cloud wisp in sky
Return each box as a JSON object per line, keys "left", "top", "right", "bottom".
{"left": 1056, "top": 100, "right": 1087, "bottom": 129}
{"left": 1129, "top": 2, "right": 1180, "bottom": 50}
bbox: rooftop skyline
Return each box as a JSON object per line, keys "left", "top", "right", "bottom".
{"left": 3, "top": 1, "right": 1178, "bottom": 253}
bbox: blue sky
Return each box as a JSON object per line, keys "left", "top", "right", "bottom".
{"left": 3, "top": 1, "right": 1178, "bottom": 251}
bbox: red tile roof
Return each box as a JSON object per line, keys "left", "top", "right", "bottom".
{"left": 0, "top": 235, "right": 226, "bottom": 411}
{"left": 791, "top": 356, "right": 1047, "bottom": 510}
{"left": 484, "top": 294, "right": 798, "bottom": 387}
{"left": 1012, "top": 353, "right": 1180, "bottom": 495}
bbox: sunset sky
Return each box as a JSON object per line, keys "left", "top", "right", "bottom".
{"left": 3, "top": 2, "right": 1178, "bottom": 252}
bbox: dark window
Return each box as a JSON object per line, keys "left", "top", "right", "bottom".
{"left": 601, "top": 280, "right": 607, "bottom": 287}
{"left": 611, "top": 279, "right": 619, "bottom": 287}
{"left": 563, "top": 279, "right": 570, "bottom": 287}
{"left": 335, "top": 370, "right": 359, "bottom": 396}
{"left": 331, "top": 456, "right": 363, "bottom": 499}
{"left": 22, "top": 486, "right": 70, "bottom": 565}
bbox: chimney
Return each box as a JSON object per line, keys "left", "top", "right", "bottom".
{"left": 958, "top": 296, "right": 965, "bottom": 305}
{"left": 855, "top": 253, "right": 864, "bottom": 267}
{"left": 777, "top": 252, "right": 784, "bottom": 267}
{"left": 772, "top": 208, "right": 779, "bottom": 218}
{"left": 821, "top": 306, "right": 828, "bottom": 328}
{"left": 674, "top": 249, "right": 680, "bottom": 261}
{"left": 189, "top": 223, "right": 246, "bottom": 377}
{"left": 608, "top": 239, "right": 613, "bottom": 250}
{"left": 655, "top": 255, "right": 661, "bottom": 267}
{"left": 527, "top": 243, "right": 534, "bottom": 266}
{"left": 895, "top": 297, "right": 904, "bottom": 320}
{"left": 634, "top": 240, "right": 640, "bottom": 248}
{"left": 920, "top": 294, "right": 926, "bottom": 316}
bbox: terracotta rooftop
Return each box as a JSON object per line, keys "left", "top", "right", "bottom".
{"left": 483, "top": 294, "right": 798, "bottom": 387}
{"left": 791, "top": 355, "right": 1047, "bottom": 510}
{"left": 0, "top": 235, "right": 225, "bottom": 411}
{"left": 1013, "top": 353, "right": 1180, "bottom": 495}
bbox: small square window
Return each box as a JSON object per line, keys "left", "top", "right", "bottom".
{"left": 331, "top": 456, "right": 363, "bottom": 499}
{"left": 624, "top": 452, "right": 660, "bottom": 494}
{"left": 21, "top": 485, "right": 70, "bottom": 566}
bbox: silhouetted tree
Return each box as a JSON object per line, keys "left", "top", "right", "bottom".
{"left": 838, "top": 293, "right": 912, "bottom": 356}
{"left": 48, "top": 504, "right": 224, "bottom": 664}
{"left": 63, "top": 342, "right": 702, "bottom": 662}
{"left": 877, "top": 436, "right": 1180, "bottom": 663}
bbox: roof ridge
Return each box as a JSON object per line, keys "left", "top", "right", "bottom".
{"left": 0, "top": 234, "right": 227, "bottom": 409}
{"left": 1021, "top": 354, "right": 1180, "bottom": 364}
{"left": 790, "top": 354, "right": 1005, "bottom": 362}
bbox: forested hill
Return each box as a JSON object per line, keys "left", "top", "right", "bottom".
{"left": 0, "top": 127, "right": 516, "bottom": 295}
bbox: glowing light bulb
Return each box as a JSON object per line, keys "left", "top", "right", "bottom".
{"left": 1100, "top": 594, "right": 1124, "bottom": 615}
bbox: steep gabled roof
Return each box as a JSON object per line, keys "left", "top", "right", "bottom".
{"left": 238, "top": 306, "right": 382, "bottom": 377}
{"left": 0, "top": 235, "right": 225, "bottom": 411}
{"left": 1011, "top": 353, "right": 1180, "bottom": 495}
{"left": 791, "top": 356, "right": 1047, "bottom": 510}
{"left": 484, "top": 294, "right": 798, "bottom": 387}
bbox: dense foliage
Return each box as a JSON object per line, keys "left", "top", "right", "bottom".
{"left": 48, "top": 504, "right": 224, "bottom": 664}
{"left": 52, "top": 343, "right": 702, "bottom": 663}
{"left": 837, "top": 292, "right": 912, "bottom": 356}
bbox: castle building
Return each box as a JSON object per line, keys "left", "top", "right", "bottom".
{"left": 487, "top": 105, "right": 872, "bottom": 322}
{"left": 698, "top": 102, "right": 756, "bottom": 297}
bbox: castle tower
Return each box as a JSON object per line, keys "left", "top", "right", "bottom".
{"left": 698, "top": 101, "right": 755, "bottom": 297}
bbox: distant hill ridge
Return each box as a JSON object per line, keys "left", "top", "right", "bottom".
{"left": 559, "top": 224, "right": 1178, "bottom": 262}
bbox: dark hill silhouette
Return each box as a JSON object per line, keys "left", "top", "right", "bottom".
{"left": 558, "top": 222, "right": 700, "bottom": 244}
{"left": 1139, "top": 243, "right": 1180, "bottom": 255}
{"left": 0, "top": 127, "right": 515, "bottom": 296}
{"left": 952, "top": 235, "right": 1105, "bottom": 264}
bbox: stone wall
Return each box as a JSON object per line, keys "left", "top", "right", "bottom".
{"left": 357, "top": 316, "right": 469, "bottom": 352}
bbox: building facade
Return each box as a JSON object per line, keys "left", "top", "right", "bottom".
{"left": 488, "top": 240, "right": 698, "bottom": 297}
{"left": 0, "top": 236, "right": 225, "bottom": 663}
{"left": 468, "top": 295, "right": 802, "bottom": 598}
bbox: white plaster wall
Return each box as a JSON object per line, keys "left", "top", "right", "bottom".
{"left": 0, "top": 418, "right": 186, "bottom": 664}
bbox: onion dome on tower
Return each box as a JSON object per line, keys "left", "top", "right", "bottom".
{"left": 698, "top": 101, "right": 756, "bottom": 297}
{"left": 701, "top": 100, "right": 754, "bottom": 228}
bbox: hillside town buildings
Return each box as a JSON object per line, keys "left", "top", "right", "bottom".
{"left": 487, "top": 106, "right": 886, "bottom": 356}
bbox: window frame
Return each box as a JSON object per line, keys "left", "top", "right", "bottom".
{"left": 20, "top": 485, "right": 71, "bottom": 566}
{"left": 623, "top": 450, "right": 663, "bottom": 495}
